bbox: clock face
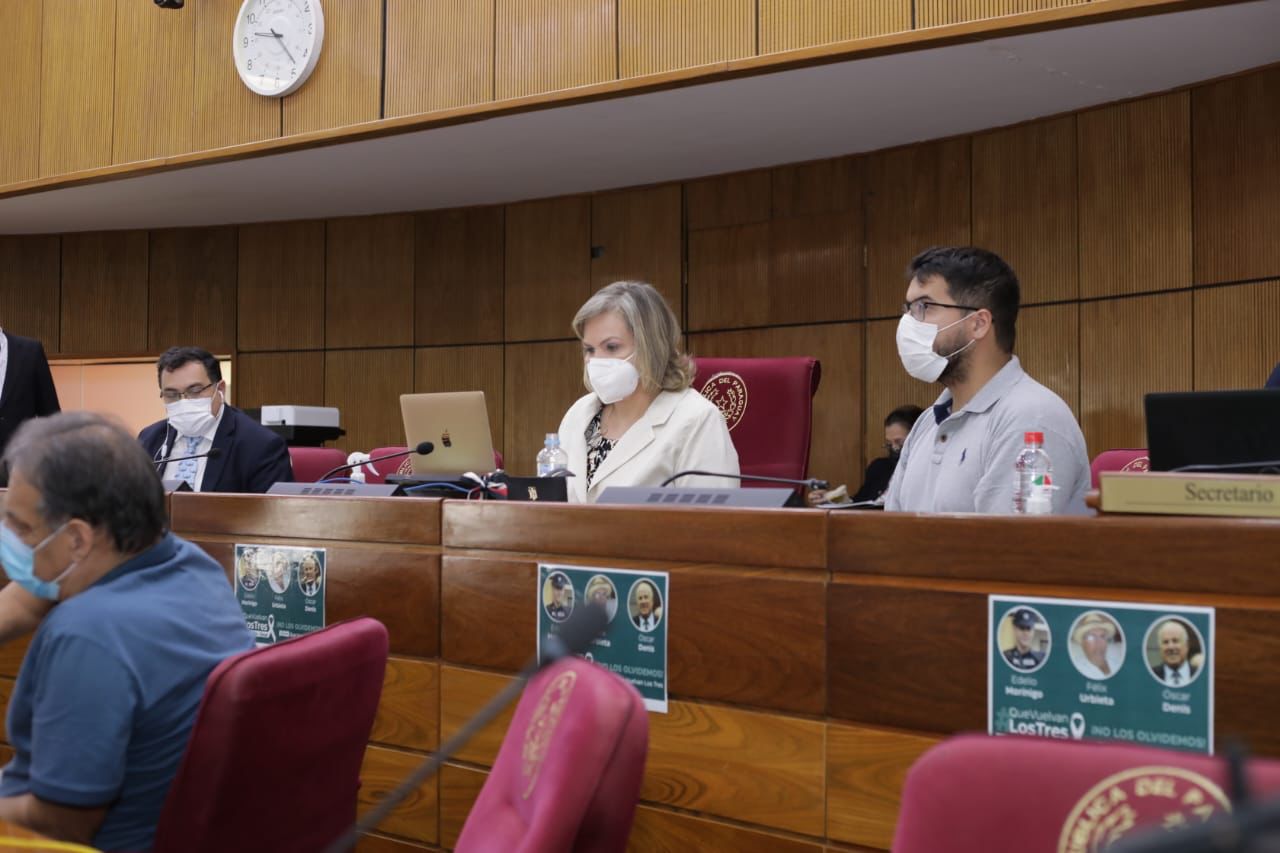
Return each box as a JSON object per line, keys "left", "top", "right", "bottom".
{"left": 232, "top": 0, "right": 324, "bottom": 97}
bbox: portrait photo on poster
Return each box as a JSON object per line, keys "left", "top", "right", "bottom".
{"left": 543, "top": 570, "right": 575, "bottom": 623}
{"left": 627, "top": 578, "right": 663, "bottom": 633}
{"left": 1068, "top": 610, "right": 1126, "bottom": 680}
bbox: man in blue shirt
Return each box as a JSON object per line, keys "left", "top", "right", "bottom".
{"left": 0, "top": 412, "right": 252, "bottom": 850}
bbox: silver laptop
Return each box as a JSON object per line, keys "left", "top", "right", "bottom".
{"left": 399, "top": 391, "right": 495, "bottom": 476}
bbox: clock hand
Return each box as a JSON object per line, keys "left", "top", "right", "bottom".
{"left": 268, "top": 28, "right": 296, "bottom": 64}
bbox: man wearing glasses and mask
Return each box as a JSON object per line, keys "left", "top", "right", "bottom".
{"left": 137, "top": 347, "right": 293, "bottom": 493}
{"left": 884, "top": 247, "right": 1088, "bottom": 515}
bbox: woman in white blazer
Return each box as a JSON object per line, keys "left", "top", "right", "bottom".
{"left": 557, "top": 281, "right": 739, "bottom": 503}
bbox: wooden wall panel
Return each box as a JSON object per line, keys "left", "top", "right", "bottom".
{"left": 356, "top": 833, "right": 430, "bottom": 853}
{"left": 759, "top": 0, "right": 910, "bottom": 53}
{"left": 630, "top": 808, "right": 824, "bottom": 853}
{"left": 1080, "top": 292, "right": 1192, "bottom": 456}
{"left": 689, "top": 323, "right": 863, "bottom": 494}
{"left": 60, "top": 231, "right": 148, "bottom": 354}
{"left": 234, "top": 351, "right": 326, "bottom": 412}
{"left": 495, "top": 0, "right": 616, "bottom": 100}
{"left": 238, "top": 221, "right": 325, "bottom": 352}
{"left": 0, "top": 0, "right": 42, "bottom": 185}
{"left": 645, "top": 701, "right": 825, "bottom": 835}
{"left": 972, "top": 116, "right": 1078, "bottom": 305}
{"left": 916, "top": 0, "right": 1086, "bottom": 28}
{"left": 686, "top": 222, "right": 770, "bottom": 331}
{"left": 0, "top": 236, "right": 60, "bottom": 351}
{"left": 686, "top": 170, "right": 771, "bottom": 231}
{"left": 591, "top": 185, "right": 684, "bottom": 317}
{"left": 503, "top": 340, "right": 584, "bottom": 476}
{"left": 770, "top": 211, "right": 860, "bottom": 323}
{"left": 40, "top": 0, "right": 115, "bottom": 176}
{"left": 414, "top": 345, "right": 505, "bottom": 454}
{"left": 283, "top": 0, "right": 383, "bottom": 136}
{"left": 504, "top": 196, "right": 592, "bottom": 342}
{"left": 1193, "top": 280, "right": 1280, "bottom": 391}
{"left": 1016, "top": 303, "right": 1080, "bottom": 419}
{"left": 325, "top": 348, "right": 415, "bottom": 452}
{"left": 827, "top": 724, "right": 941, "bottom": 849}
{"left": 371, "top": 658, "right": 439, "bottom": 752}
{"left": 113, "top": 1, "right": 193, "bottom": 164}
{"left": 384, "top": 0, "right": 494, "bottom": 117}
{"left": 358, "top": 746, "right": 438, "bottom": 845}
{"left": 193, "top": 0, "right": 279, "bottom": 151}
{"left": 415, "top": 207, "right": 504, "bottom": 346}
{"left": 1078, "top": 92, "right": 1192, "bottom": 299}
{"left": 618, "top": 0, "right": 755, "bottom": 79}
{"left": 441, "top": 557, "right": 535, "bottom": 672}
{"left": 148, "top": 228, "right": 237, "bottom": 354}
{"left": 439, "top": 666, "right": 518, "bottom": 765}
{"left": 326, "top": 215, "right": 415, "bottom": 348}
{"left": 866, "top": 138, "right": 971, "bottom": 317}
{"left": 1192, "top": 66, "right": 1280, "bottom": 286}
{"left": 862, "top": 318, "right": 942, "bottom": 466}
{"left": 440, "top": 764, "right": 487, "bottom": 849}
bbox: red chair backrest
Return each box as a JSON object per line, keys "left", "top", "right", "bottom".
{"left": 692, "top": 357, "right": 821, "bottom": 484}
{"left": 1090, "top": 448, "right": 1151, "bottom": 488}
{"left": 895, "top": 733, "right": 1280, "bottom": 852}
{"left": 287, "top": 446, "right": 349, "bottom": 483}
{"left": 152, "top": 618, "right": 389, "bottom": 853}
{"left": 364, "top": 446, "right": 504, "bottom": 483}
{"left": 455, "top": 658, "right": 648, "bottom": 853}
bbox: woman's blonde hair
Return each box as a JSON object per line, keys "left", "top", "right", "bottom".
{"left": 572, "top": 281, "right": 694, "bottom": 393}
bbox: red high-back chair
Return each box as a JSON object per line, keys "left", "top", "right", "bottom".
{"left": 894, "top": 734, "right": 1280, "bottom": 852}
{"left": 692, "top": 357, "right": 821, "bottom": 484}
{"left": 1090, "top": 448, "right": 1151, "bottom": 488}
{"left": 455, "top": 658, "right": 649, "bottom": 852}
{"left": 152, "top": 618, "right": 389, "bottom": 853}
{"left": 287, "top": 446, "right": 348, "bottom": 483}
{"left": 363, "top": 446, "right": 505, "bottom": 483}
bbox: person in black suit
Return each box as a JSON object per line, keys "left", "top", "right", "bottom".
{"left": 1267, "top": 362, "right": 1280, "bottom": 389}
{"left": 851, "top": 404, "right": 924, "bottom": 503}
{"left": 137, "top": 347, "right": 293, "bottom": 494}
{"left": 0, "top": 331, "right": 61, "bottom": 458}
{"left": 1150, "top": 619, "right": 1199, "bottom": 686}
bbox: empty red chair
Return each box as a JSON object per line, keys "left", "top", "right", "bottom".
{"left": 692, "top": 357, "right": 821, "bottom": 485}
{"left": 455, "top": 657, "right": 648, "bottom": 852}
{"left": 287, "top": 446, "right": 349, "bottom": 483}
{"left": 1090, "top": 448, "right": 1151, "bottom": 488}
{"left": 894, "top": 733, "right": 1280, "bottom": 852}
{"left": 152, "top": 618, "right": 389, "bottom": 853}
{"left": 363, "top": 446, "right": 504, "bottom": 483}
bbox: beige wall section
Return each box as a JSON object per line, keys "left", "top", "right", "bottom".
{"left": 112, "top": 0, "right": 194, "bottom": 165}
{"left": 619, "top": 0, "right": 755, "bottom": 79}
{"left": 0, "top": 1, "right": 43, "bottom": 186}
{"left": 284, "top": 0, "right": 384, "bottom": 135}
{"left": 40, "top": 0, "right": 116, "bottom": 176}
{"left": 384, "top": 0, "right": 494, "bottom": 117}
{"left": 759, "top": 0, "right": 910, "bottom": 53}
{"left": 916, "top": 0, "right": 1087, "bottom": 28}
{"left": 496, "top": 0, "right": 617, "bottom": 100}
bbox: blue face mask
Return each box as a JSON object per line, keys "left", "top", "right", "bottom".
{"left": 0, "top": 522, "right": 75, "bottom": 601}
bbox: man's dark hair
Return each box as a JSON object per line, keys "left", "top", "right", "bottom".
{"left": 907, "top": 247, "right": 1020, "bottom": 352}
{"left": 4, "top": 412, "right": 166, "bottom": 554}
{"left": 884, "top": 405, "right": 924, "bottom": 430}
{"left": 156, "top": 346, "right": 221, "bottom": 386}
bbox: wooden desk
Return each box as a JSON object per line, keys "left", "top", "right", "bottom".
{"left": 0, "top": 821, "right": 76, "bottom": 852}
{"left": 93, "top": 495, "right": 1280, "bottom": 852}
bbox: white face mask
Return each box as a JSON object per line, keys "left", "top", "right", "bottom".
{"left": 587, "top": 355, "right": 640, "bottom": 405}
{"left": 896, "top": 313, "right": 976, "bottom": 383}
{"left": 166, "top": 391, "right": 220, "bottom": 438}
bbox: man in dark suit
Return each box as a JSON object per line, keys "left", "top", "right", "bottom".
{"left": 0, "top": 331, "right": 61, "bottom": 457}
{"left": 1151, "top": 619, "right": 1199, "bottom": 686}
{"left": 137, "top": 347, "right": 292, "bottom": 494}
{"left": 1267, "top": 362, "right": 1280, "bottom": 389}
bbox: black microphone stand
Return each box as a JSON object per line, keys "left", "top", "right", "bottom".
{"left": 317, "top": 443, "right": 433, "bottom": 483}
{"left": 660, "top": 469, "right": 829, "bottom": 490}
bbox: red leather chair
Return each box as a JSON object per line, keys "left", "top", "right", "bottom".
{"left": 152, "top": 618, "right": 389, "bottom": 853}
{"left": 894, "top": 733, "right": 1280, "bottom": 852}
{"left": 454, "top": 657, "right": 648, "bottom": 852}
{"left": 287, "top": 446, "right": 349, "bottom": 483}
{"left": 1090, "top": 448, "right": 1151, "bottom": 488}
{"left": 692, "top": 357, "right": 821, "bottom": 484}
{"left": 364, "top": 446, "right": 505, "bottom": 483}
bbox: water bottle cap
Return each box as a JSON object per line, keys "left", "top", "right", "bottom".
{"left": 545, "top": 433, "right": 559, "bottom": 445}
{"left": 1024, "top": 431, "right": 1044, "bottom": 445}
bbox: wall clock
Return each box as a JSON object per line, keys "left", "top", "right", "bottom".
{"left": 232, "top": 0, "right": 324, "bottom": 97}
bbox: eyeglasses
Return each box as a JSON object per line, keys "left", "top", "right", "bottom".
{"left": 160, "top": 382, "right": 215, "bottom": 404}
{"left": 883, "top": 442, "right": 904, "bottom": 453}
{"left": 902, "top": 299, "right": 980, "bottom": 322}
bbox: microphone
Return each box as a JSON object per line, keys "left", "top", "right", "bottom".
{"left": 323, "top": 603, "right": 610, "bottom": 853}
{"left": 660, "top": 469, "right": 829, "bottom": 490}
{"left": 154, "top": 447, "right": 223, "bottom": 471}
{"left": 318, "top": 442, "right": 433, "bottom": 482}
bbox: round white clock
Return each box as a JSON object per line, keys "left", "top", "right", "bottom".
{"left": 232, "top": 0, "right": 324, "bottom": 97}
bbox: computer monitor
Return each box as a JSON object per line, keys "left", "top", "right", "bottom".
{"left": 400, "top": 391, "right": 496, "bottom": 476}
{"left": 1144, "top": 390, "right": 1280, "bottom": 473}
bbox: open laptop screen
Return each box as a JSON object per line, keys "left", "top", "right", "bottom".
{"left": 400, "top": 391, "right": 495, "bottom": 476}
{"left": 1144, "top": 390, "right": 1280, "bottom": 473}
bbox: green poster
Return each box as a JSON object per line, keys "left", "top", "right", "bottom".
{"left": 537, "top": 564, "right": 668, "bottom": 713}
{"left": 989, "top": 595, "right": 1214, "bottom": 753}
{"left": 236, "top": 544, "right": 327, "bottom": 645}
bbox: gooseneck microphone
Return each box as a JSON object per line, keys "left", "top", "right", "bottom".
{"left": 323, "top": 603, "right": 610, "bottom": 853}
{"left": 154, "top": 447, "right": 223, "bottom": 471}
{"left": 660, "top": 470, "right": 829, "bottom": 490}
{"left": 317, "top": 441, "right": 434, "bottom": 482}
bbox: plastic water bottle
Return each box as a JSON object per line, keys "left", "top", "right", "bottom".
{"left": 1013, "top": 431, "right": 1054, "bottom": 515}
{"left": 536, "top": 433, "right": 568, "bottom": 477}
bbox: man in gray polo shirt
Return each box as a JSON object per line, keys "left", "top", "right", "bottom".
{"left": 884, "top": 247, "right": 1089, "bottom": 514}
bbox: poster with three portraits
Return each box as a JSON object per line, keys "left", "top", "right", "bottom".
{"left": 537, "top": 564, "right": 669, "bottom": 713}
{"left": 989, "top": 595, "right": 1214, "bottom": 753}
{"left": 235, "top": 544, "right": 327, "bottom": 645}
